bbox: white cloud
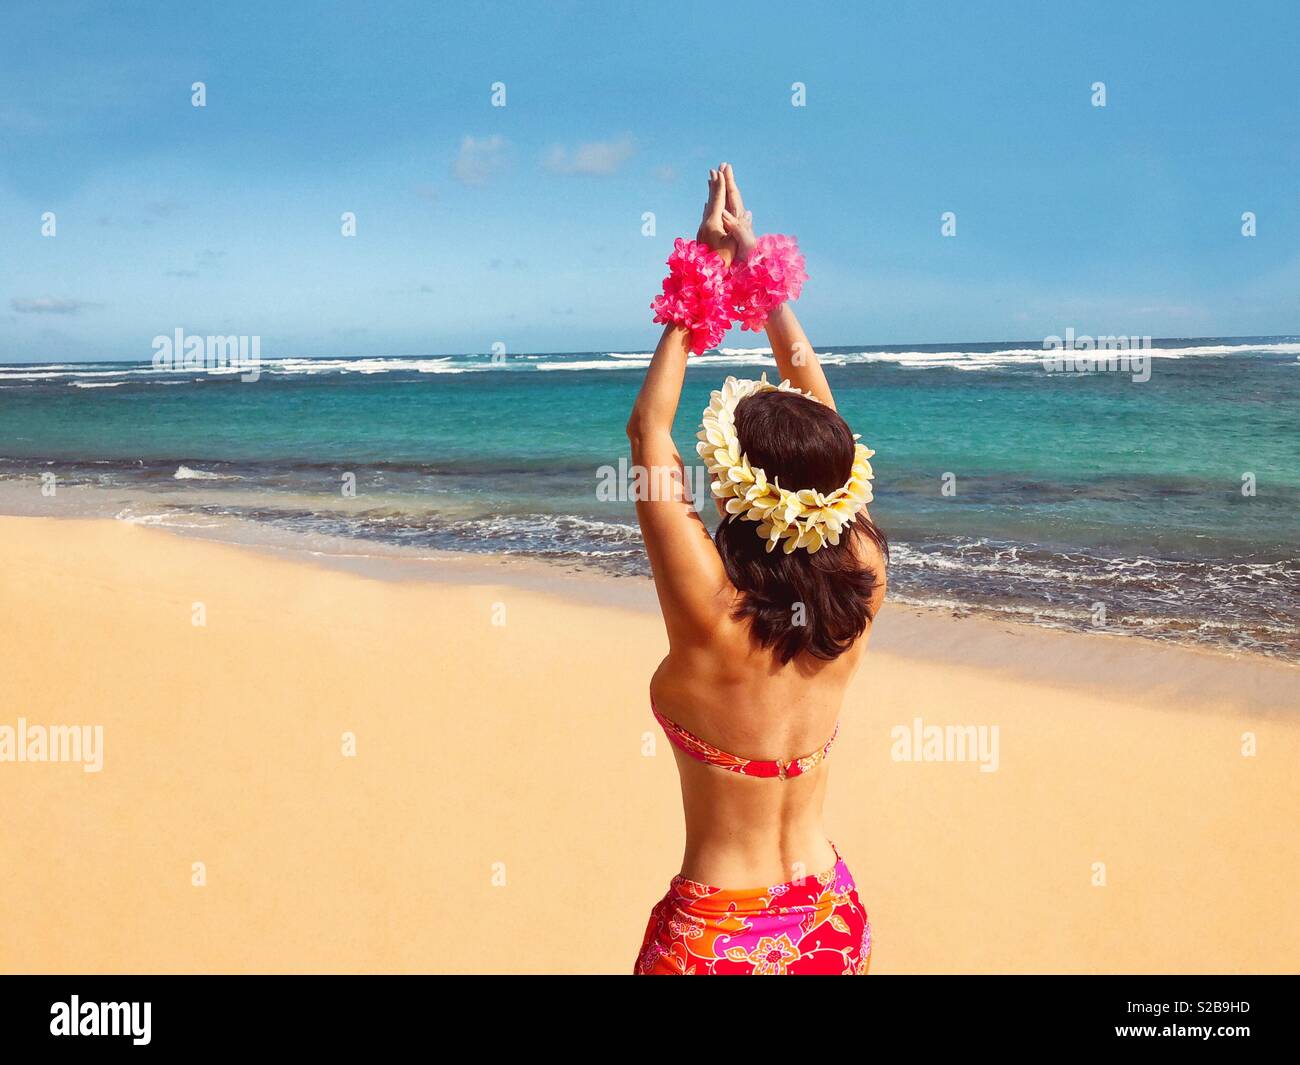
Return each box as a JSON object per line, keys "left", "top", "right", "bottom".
{"left": 452, "top": 134, "right": 508, "bottom": 186}
{"left": 542, "top": 135, "right": 635, "bottom": 176}
{"left": 10, "top": 296, "right": 100, "bottom": 315}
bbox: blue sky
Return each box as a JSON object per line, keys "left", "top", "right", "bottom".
{"left": 1, "top": 0, "right": 1297, "bottom": 362}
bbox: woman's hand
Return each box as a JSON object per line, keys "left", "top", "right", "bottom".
{"left": 695, "top": 167, "right": 735, "bottom": 265}
{"left": 716, "top": 162, "right": 835, "bottom": 406}
{"left": 719, "top": 163, "right": 757, "bottom": 261}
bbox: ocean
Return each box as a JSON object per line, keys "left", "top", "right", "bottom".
{"left": 2, "top": 338, "right": 1298, "bottom": 660}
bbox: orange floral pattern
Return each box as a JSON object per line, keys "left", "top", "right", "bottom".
{"left": 635, "top": 852, "right": 871, "bottom": 975}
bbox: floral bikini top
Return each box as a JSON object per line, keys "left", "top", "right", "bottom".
{"left": 650, "top": 700, "right": 839, "bottom": 781}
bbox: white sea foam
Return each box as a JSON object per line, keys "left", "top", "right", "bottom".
{"left": 258, "top": 357, "right": 458, "bottom": 375}
{"left": 537, "top": 358, "right": 650, "bottom": 371}
{"left": 844, "top": 342, "right": 1300, "bottom": 372}
{"left": 173, "top": 465, "right": 240, "bottom": 481}
{"left": 4, "top": 341, "right": 1298, "bottom": 383}
{"left": 114, "top": 507, "right": 226, "bottom": 529}
{"left": 0, "top": 369, "right": 132, "bottom": 381}
{"left": 539, "top": 350, "right": 778, "bottom": 371}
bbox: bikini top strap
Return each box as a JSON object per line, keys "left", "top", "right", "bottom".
{"left": 651, "top": 698, "right": 839, "bottom": 781}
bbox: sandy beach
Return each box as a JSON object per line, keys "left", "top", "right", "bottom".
{"left": 1, "top": 514, "right": 1296, "bottom": 974}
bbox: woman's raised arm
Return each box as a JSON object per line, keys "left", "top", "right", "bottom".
{"left": 720, "top": 164, "right": 837, "bottom": 409}
{"left": 626, "top": 171, "right": 733, "bottom": 643}
{"left": 763, "top": 303, "right": 836, "bottom": 410}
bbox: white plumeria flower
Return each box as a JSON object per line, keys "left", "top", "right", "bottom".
{"left": 697, "top": 374, "right": 876, "bottom": 554}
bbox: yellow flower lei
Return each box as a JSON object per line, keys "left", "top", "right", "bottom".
{"left": 696, "top": 374, "right": 875, "bottom": 554}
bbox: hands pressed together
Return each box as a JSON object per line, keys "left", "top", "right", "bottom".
{"left": 696, "top": 162, "right": 756, "bottom": 266}
{"left": 636, "top": 158, "right": 833, "bottom": 455}
{"left": 651, "top": 160, "right": 807, "bottom": 356}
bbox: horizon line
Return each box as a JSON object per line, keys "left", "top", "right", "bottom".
{"left": 3, "top": 333, "right": 1298, "bottom": 366}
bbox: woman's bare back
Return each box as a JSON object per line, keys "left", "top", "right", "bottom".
{"left": 649, "top": 596, "right": 872, "bottom": 887}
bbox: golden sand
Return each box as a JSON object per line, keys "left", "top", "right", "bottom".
{"left": 1, "top": 516, "right": 1295, "bottom": 973}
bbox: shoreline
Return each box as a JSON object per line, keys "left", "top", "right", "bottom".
{"left": 10, "top": 496, "right": 1300, "bottom": 693}
{"left": 2, "top": 513, "right": 1297, "bottom": 973}
{"left": 164, "top": 519, "right": 1300, "bottom": 714}
{"left": 1, "top": 470, "right": 1297, "bottom": 670}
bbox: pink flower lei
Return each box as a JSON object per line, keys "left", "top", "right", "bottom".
{"left": 651, "top": 234, "right": 808, "bottom": 352}
{"left": 729, "top": 234, "right": 808, "bottom": 333}
{"left": 650, "top": 238, "right": 734, "bottom": 355}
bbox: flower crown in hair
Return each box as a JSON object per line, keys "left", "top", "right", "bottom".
{"left": 697, "top": 375, "right": 875, "bottom": 554}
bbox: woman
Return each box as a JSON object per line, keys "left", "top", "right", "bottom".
{"left": 628, "top": 164, "right": 888, "bottom": 975}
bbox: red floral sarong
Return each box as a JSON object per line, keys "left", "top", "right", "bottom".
{"left": 635, "top": 850, "right": 871, "bottom": 975}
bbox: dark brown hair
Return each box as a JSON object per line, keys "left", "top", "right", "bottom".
{"left": 714, "top": 390, "right": 888, "bottom": 664}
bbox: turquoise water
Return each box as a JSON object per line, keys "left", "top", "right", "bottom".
{"left": 2, "top": 338, "right": 1298, "bottom": 657}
